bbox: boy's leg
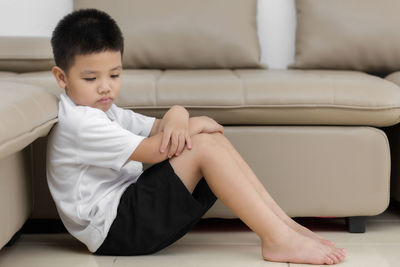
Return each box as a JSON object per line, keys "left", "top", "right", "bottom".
{"left": 169, "top": 133, "right": 344, "bottom": 265}
{"left": 209, "top": 133, "right": 336, "bottom": 246}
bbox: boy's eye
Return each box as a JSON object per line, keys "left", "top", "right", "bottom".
{"left": 111, "top": 74, "right": 120, "bottom": 79}
{"left": 83, "top": 77, "right": 96, "bottom": 82}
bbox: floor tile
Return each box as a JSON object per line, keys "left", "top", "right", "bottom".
{"left": 177, "top": 231, "right": 260, "bottom": 246}
{"left": 0, "top": 234, "right": 114, "bottom": 267}
{"left": 288, "top": 210, "right": 400, "bottom": 266}
{"left": 289, "top": 244, "right": 400, "bottom": 267}
{"left": 114, "top": 244, "right": 287, "bottom": 267}
{"left": 315, "top": 220, "right": 400, "bottom": 245}
{"left": 1, "top": 205, "right": 400, "bottom": 267}
{"left": 113, "top": 231, "right": 287, "bottom": 267}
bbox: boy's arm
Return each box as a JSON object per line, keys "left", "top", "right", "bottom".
{"left": 149, "top": 115, "right": 220, "bottom": 139}
{"left": 128, "top": 131, "right": 170, "bottom": 164}
{"left": 149, "top": 119, "right": 161, "bottom": 137}
{"left": 128, "top": 116, "right": 223, "bottom": 165}
{"left": 127, "top": 117, "right": 199, "bottom": 165}
{"left": 148, "top": 105, "right": 191, "bottom": 157}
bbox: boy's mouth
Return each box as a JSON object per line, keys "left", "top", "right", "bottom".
{"left": 98, "top": 97, "right": 112, "bottom": 104}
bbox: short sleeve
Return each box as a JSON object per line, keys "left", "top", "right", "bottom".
{"left": 76, "top": 115, "right": 145, "bottom": 171}
{"left": 108, "top": 105, "right": 155, "bottom": 137}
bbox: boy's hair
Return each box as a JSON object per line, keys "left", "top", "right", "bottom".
{"left": 51, "top": 8, "right": 124, "bottom": 72}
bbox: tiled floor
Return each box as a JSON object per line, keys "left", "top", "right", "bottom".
{"left": 1, "top": 204, "right": 400, "bottom": 267}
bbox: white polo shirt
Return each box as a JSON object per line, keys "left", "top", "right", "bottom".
{"left": 46, "top": 93, "right": 155, "bottom": 252}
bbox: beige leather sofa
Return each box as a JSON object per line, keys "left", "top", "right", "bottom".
{"left": 1, "top": 0, "right": 400, "bottom": 249}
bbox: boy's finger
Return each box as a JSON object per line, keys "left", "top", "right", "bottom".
{"left": 175, "top": 133, "right": 185, "bottom": 156}
{"left": 169, "top": 133, "right": 179, "bottom": 158}
{"left": 219, "top": 125, "right": 224, "bottom": 134}
{"left": 186, "top": 134, "right": 192, "bottom": 149}
{"left": 160, "top": 131, "right": 171, "bottom": 152}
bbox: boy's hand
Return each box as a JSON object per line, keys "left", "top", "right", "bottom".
{"left": 189, "top": 116, "right": 224, "bottom": 136}
{"left": 159, "top": 105, "right": 192, "bottom": 158}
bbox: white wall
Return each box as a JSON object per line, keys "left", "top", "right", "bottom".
{"left": 0, "top": 0, "right": 73, "bottom": 37}
{"left": 258, "top": 0, "right": 296, "bottom": 69}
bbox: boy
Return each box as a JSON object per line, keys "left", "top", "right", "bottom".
{"left": 47, "top": 9, "right": 345, "bottom": 265}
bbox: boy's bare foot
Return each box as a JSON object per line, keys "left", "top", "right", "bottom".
{"left": 281, "top": 217, "right": 337, "bottom": 247}
{"left": 289, "top": 220, "right": 336, "bottom": 247}
{"left": 262, "top": 227, "right": 346, "bottom": 265}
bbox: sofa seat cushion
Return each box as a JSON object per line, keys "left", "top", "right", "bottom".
{"left": 386, "top": 71, "right": 400, "bottom": 86}
{"left": 0, "top": 81, "right": 58, "bottom": 160}
{"left": 0, "top": 72, "right": 17, "bottom": 77}
{"left": 131, "top": 69, "right": 400, "bottom": 127}
{"left": 7, "top": 69, "right": 400, "bottom": 127}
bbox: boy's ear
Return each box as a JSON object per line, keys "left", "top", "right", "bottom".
{"left": 52, "top": 66, "right": 68, "bottom": 89}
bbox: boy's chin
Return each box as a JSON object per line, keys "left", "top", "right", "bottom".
{"left": 98, "top": 106, "right": 112, "bottom": 112}
{"left": 94, "top": 103, "right": 113, "bottom": 112}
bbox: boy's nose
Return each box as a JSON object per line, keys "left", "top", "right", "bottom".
{"left": 98, "top": 81, "right": 111, "bottom": 94}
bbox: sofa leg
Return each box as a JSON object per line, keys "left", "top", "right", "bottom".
{"left": 346, "top": 216, "right": 367, "bottom": 233}
{"left": 5, "top": 231, "right": 21, "bottom": 247}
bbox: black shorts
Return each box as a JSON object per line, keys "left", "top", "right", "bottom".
{"left": 95, "top": 159, "right": 217, "bottom": 256}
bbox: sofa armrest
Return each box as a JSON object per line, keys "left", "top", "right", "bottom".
{"left": 0, "top": 81, "right": 58, "bottom": 249}
{"left": 0, "top": 81, "right": 58, "bottom": 160}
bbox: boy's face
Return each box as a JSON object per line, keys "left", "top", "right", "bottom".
{"left": 52, "top": 50, "right": 122, "bottom": 112}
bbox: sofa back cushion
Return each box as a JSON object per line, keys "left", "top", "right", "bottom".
{"left": 292, "top": 0, "right": 400, "bottom": 74}
{"left": 74, "top": 0, "right": 261, "bottom": 69}
{"left": 0, "top": 37, "right": 54, "bottom": 73}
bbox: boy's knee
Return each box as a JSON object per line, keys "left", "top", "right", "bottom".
{"left": 192, "top": 133, "right": 215, "bottom": 145}
{"left": 191, "top": 133, "right": 219, "bottom": 153}
{"left": 210, "top": 132, "right": 225, "bottom": 140}
{"left": 207, "top": 132, "right": 228, "bottom": 145}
